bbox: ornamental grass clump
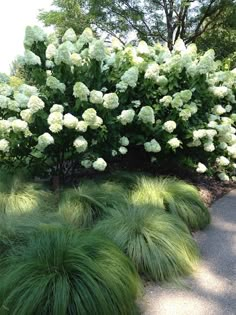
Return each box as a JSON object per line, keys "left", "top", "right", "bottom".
{"left": 94, "top": 205, "right": 200, "bottom": 282}
{"left": 131, "top": 176, "right": 210, "bottom": 230}
{"left": 59, "top": 181, "right": 128, "bottom": 227}
{"left": 0, "top": 212, "right": 64, "bottom": 255}
{"left": 0, "top": 171, "right": 55, "bottom": 214}
{"left": 0, "top": 228, "right": 141, "bottom": 315}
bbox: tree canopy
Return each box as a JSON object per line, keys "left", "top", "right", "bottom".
{"left": 39, "top": 0, "right": 236, "bottom": 54}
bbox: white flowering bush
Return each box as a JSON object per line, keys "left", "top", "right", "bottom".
{"left": 0, "top": 27, "right": 235, "bottom": 180}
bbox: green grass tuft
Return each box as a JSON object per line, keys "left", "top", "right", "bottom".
{"left": 59, "top": 181, "right": 128, "bottom": 227}
{"left": 0, "top": 228, "right": 141, "bottom": 315}
{"left": 94, "top": 205, "right": 200, "bottom": 282}
{"left": 131, "top": 176, "right": 210, "bottom": 230}
{"left": 0, "top": 171, "right": 56, "bottom": 214}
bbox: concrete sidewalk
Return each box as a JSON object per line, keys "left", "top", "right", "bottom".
{"left": 142, "top": 190, "right": 236, "bottom": 315}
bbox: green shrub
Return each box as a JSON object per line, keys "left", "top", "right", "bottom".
{"left": 0, "top": 228, "right": 141, "bottom": 315}
{"left": 131, "top": 176, "right": 210, "bottom": 230}
{"left": 94, "top": 205, "right": 200, "bottom": 282}
{"left": 59, "top": 181, "right": 127, "bottom": 227}
{"left": 0, "top": 26, "right": 235, "bottom": 181}
{"left": 0, "top": 171, "right": 55, "bottom": 214}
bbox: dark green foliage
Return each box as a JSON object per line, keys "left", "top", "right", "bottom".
{"left": 131, "top": 177, "right": 210, "bottom": 231}
{"left": 0, "top": 228, "right": 141, "bottom": 315}
{"left": 0, "top": 171, "right": 56, "bottom": 214}
{"left": 59, "top": 181, "right": 128, "bottom": 227}
{"left": 94, "top": 205, "right": 200, "bottom": 282}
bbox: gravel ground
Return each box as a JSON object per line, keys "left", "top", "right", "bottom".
{"left": 140, "top": 190, "right": 236, "bottom": 315}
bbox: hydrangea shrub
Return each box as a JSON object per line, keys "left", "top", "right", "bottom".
{"left": 0, "top": 26, "right": 235, "bottom": 180}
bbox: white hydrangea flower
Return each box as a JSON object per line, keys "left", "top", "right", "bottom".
{"left": 73, "top": 136, "right": 88, "bottom": 153}
{"left": 210, "top": 86, "right": 229, "bottom": 98}
{"left": 46, "top": 76, "right": 66, "bottom": 93}
{"left": 49, "top": 123, "right": 63, "bottom": 133}
{"left": 193, "top": 129, "right": 207, "bottom": 140}
{"left": 46, "top": 60, "right": 54, "bottom": 68}
{"left": 89, "top": 116, "right": 103, "bottom": 129}
{"left": 173, "top": 38, "right": 186, "bottom": 52}
{"left": 76, "top": 121, "right": 88, "bottom": 132}
{"left": 11, "top": 119, "right": 28, "bottom": 133}
{"left": 218, "top": 172, "right": 230, "bottom": 181}
{"left": 156, "top": 75, "right": 168, "bottom": 86}
{"left": 137, "top": 41, "right": 149, "bottom": 54}
{"left": 163, "top": 121, "right": 177, "bottom": 133}
{"left": 20, "top": 109, "right": 33, "bottom": 123}
{"left": 50, "top": 104, "right": 64, "bottom": 113}
{"left": 179, "top": 108, "right": 192, "bottom": 121}
{"left": 204, "top": 141, "right": 215, "bottom": 152}
{"left": 24, "top": 50, "right": 41, "bottom": 65}
{"left": 119, "top": 146, "right": 128, "bottom": 154}
{"left": 111, "top": 37, "right": 123, "bottom": 50}
{"left": 48, "top": 112, "right": 64, "bottom": 125}
{"left": 171, "top": 95, "right": 183, "bottom": 108}
{"left": 93, "top": 158, "right": 107, "bottom": 171}
{"left": 119, "top": 136, "right": 129, "bottom": 146}
{"left": 225, "top": 105, "right": 232, "bottom": 112}
{"left": 145, "top": 63, "right": 160, "bottom": 80}
{"left": 197, "top": 49, "right": 216, "bottom": 74}
{"left": 70, "top": 53, "right": 82, "bottom": 66}
{"left": 112, "top": 150, "right": 118, "bottom": 156}
{"left": 90, "top": 90, "right": 103, "bottom": 104}
{"left": 131, "top": 100, "right": 141, "bottom": 108}
{"left": 180, "top": 90, "right": 192, "bottom": 102}
{"left": 8, "top": 100, "right": 20, "bottom": 112}
{"left": 81, "top": 159, "right": 92, "bottom": 169}
{"left": 216, "top": 156, "right": 230, "bottom": 166}
{"left": 138, "top": 106, "right": 155, "bottom": 124}
{"left": 0, "top": 120, "right": 11, "bottom": 133}
{"left": 208, "top": 121, "right": 218, "bottom": 128}
{"left": 63, "top": 113, "right": 79, "bottom": 129}
{"left": 62, "top": 28, "right": 77, "bottom": 42}
{"left": 27, "top": 95, "right": 45, "bottom": 113}
{"left": 196, "top": 162, "right": 207, "bottom": 173}
{"left": 0, "top": 139, "right": 10, "bottom": 152}
{"left": 55, "top": 41, "right": 75, "bottom": 65}
{"left": 120, "top": 66, "right": 139, "bottom": 88}
{"left": 0, "top": 83, "right": 12, "bottom": 96}
{"left": 37, "top": 133, "right": 54, "bottom": 151}
{"left": 213, "top": 105, "right": 226, "bottom": 115}
{"left": 0, "top": 95, "right": 9, "bottom": 109}
{"left": 103, "top": 93, "right": 119, "bottom": 109}
{"left": 46, "top": 44, "right": 57, "bottom": 60}
{"left": 168, "top": 137, "right": 181, "bottom": 149}
{"left": 187, "top": 139, "right": 201, "bottom": 147}
{"left": 218, "top": 142, "right": 228, "bottom": 150}
{"left": 82, "top": 108, "right": 97, "bottom": 124}
{"left": 24, "top": 26, "right": 46, "bottom": 48}
{"left": 144, "top": 139, "right": 161, "bottom": 153}
{"left": 117, "top": 109, "right": 135, "bottom": 125}
{"left": 227, "top": 144, "right": 236, "bottom": 158}
{"left": 160, "top": 95, "right": 172, "bottom": 106}
{"left": 89, "top": 39, "right": 106, "bottom": 61}
{"left": 73, "top": 82, "right": 90, "bottom": 101}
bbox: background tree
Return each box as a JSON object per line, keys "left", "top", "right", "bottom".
{"left": 38, "top": 0, "right": 91, "bottom": 37}
{"left": 39, "top": 0, "right": 236, "bottom": 52}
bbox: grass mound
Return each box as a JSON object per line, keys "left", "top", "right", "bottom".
{"left": 59, "top": 181, "right": 127, "bottom": 227}
{"left": 0, "top": 213, "right": 65, "bottom": 255}
{"left": 132, "top": 176, "right": 210, "bottom": 230}
{"left": 0, "top": 171, "right": 55, "bottom": 214}
{"left": 94, "top": 205, "right": 200, "bottom": 282}
{"left": 0, "top": 228, "right": 141, "bottom": 315}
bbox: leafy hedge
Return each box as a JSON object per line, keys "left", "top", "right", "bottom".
{"left": 0, "top": 26, "right": 235, "bottom": 180}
